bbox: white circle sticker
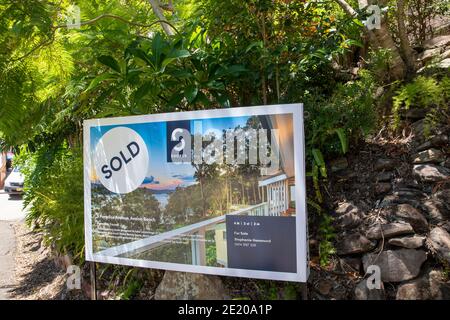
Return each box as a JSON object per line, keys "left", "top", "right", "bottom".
{"left": 93, "top": 126, "right": 149, "bottom": 194}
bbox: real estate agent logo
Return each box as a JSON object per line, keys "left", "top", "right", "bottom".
{"left": 93, "top": 126, "right": 149, "bottom": 194}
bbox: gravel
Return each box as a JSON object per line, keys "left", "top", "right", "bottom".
{"left": 9, "top": 223, "right": 87, "bottom": 300}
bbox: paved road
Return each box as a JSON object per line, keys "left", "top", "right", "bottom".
{"left": 0, "top": 190, "right": 27, "bottom": 300}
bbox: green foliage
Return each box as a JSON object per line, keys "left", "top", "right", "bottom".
{"left": 282, "top": 283, "right": 298, "bottom": 300}
{"left": 84, "top": 31, "right": 247, "bottom": 116}
{"left": 0, "top": 0, "right": 380, "bottom": 298}
{"left": 305, "top": 70, "right": 377, "bottom": 203}
{"left": 303, "top": 71, "right": 377, "bottom": 266}
{"left": 318, "top": 213, "right": 336, "bottom": 267}
{"left": 15, "top": 144, "right": 84, "bottom": 260}
{"left": 117, "top": 270, "right": 143, "bottom": 300}
{"left": 393, "top": 76, "right": 449, "bottom": 132}
{"left": 196, "top": 0, "right": 363, "bottom": 105}
{"left": 367, "top": 48, "right": 395, "bottom": 83}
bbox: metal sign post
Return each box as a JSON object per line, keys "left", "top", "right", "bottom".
{"left": 90, "top": 261, "right": 97, "bottom": 300}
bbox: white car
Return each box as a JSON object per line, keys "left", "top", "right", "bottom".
{"left": 4, "top": 167, "right": 24, "bottom": 195}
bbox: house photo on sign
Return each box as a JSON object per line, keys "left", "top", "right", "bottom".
{"left": 83, "top": 104, "right": 308, "bottom": 282}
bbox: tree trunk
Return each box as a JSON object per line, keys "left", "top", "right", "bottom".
{"left": 334, "top": 0, "right": 407, "bottom": 80}
{"left": 371, "top": 23, "right": 407, "bottom": 80}
{"left": 147, "top": 0, "right": 175, "bottom": 36}
{"left": 396, "top": 0, "right": 416, "bottom": 72}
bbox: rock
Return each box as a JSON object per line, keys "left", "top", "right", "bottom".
{"left": 415, "top": 134, "right": 449, "bottom": 152}
{"left": 417, "top": 58, "right": 450, "bottom": 72}
{"left": 317, "top": 280, "right": 334, "bottom": 296}
{"left": 433, "top": 189, "right": 450, "bottom": 205}
{"left": 388, "top": 236, "right": 426, "bottom": 249}
{"left": 424, "top": 35, "right": 450, "bottom": 49}
{"left": 437, "top": 58, "right": 450, "bottom": 69}
{"left": 154, "top": 271, "right": 228, "bottom": 300}
{"left": 410, "top": 119, "right": 426, "bottom": 143}
{"left": 374, "top": 159, "right": 396, "bottom": 171}
{"left": 354, "top": 279, "right": 385, "bottom": 300}
{"left": 393, "top": 204, "right": 428, "bottom": 233}
{"left": 393, "top": 181, "right": 422, "bottom": 190}
{"left": 417, "top": 47, "right": 442, "bottom": 62}
{"left": 335, "top": 201, "right": 362, "bottom": 216}
{"left": 330, "top": 157, "right": 349, "bottom": 172}
{"left": 441, "top": 49, "right": 450, "bottom": 60}
{"left": 405, "top": 108, "right": 427, "bottom": 120}
{"left": 413, "top": 148, "right": 445, "bottom": 164}
{"left": 444, "top": 158, "right": 450, "bottom": 169}
{"left": 336, "top": 212, "right": 362, "bottom": 229}
{"left": 424, "top": 190, "right": 450, "bottom": 222}
{"left": 375, "top": 183, "right": 392, "bottom": 195}
{"left": 396, "top": 269, "right": 450, "bottom": 300}
{"left": 328, "top": 286, "right": 347, "bottom": 300}
{"left": 428, "top": 227, "right": 450, "bottom": 264}
{"left": 392, "top": 188, "right": 426, "bottom": 199}
{"left": 337, "top": 233, "right": 376, "bottom": 256}
{"left": 375, "top": 182, "right": 392, "bottom": 195}
{"left": 362, "top": 249, "right": 427, "bottom": 282}
{"left": 413, "top": 164, "right": 450, "bottom": 182}
{"left": 423, "top": 199, "right": 450, "bottom": 223}
{"left": 379, "top": 194, "right": 421, "bottom": 209}
{"left": 438, "top": 221, "right": 450, "bottom": 233}
{"left": 376, "top": 171, "right": 393, "bottom": 182}
{"left": 340, "top": 257, "right": 362, "bottom": 272}
{"left": 367, "top": 222, "right": 414, "bottom": 240}
{"left": 335, "top": 202, "right": 363, "bottom": 229}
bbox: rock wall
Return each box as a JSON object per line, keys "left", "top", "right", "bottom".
{"left": 326, "top": 113, "right": 450, "bottom": 300}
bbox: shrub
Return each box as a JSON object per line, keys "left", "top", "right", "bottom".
{"left": 304, "top": 71, "right": 377, "bottom": 266}
{"left": 15, "top": 143, "right": 84, "bottom": 261}
{"left": 304, "top": 70, "right": 377, "bottom": 203}
{"left": 392, "top": 76, "right": 449, "bottom": 133}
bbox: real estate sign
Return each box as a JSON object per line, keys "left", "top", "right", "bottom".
{"left": 83, "top": 104, "right": 309, "bottom": 282}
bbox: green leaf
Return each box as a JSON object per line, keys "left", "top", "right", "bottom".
{"left": 312, "top": 148, "right": 325, "bottom": 167}
{"left": 133, "top": 81, "right": 157, "bottom": 103}
{"left": 161, "top": 49, "right": 191, "bottom": 71}
{"left": 184, "top": 86, "right": 198, "bottom": 103}
{"left": 170, "top": 69, "right": 194, "bottom": 79}
{"left": 168, "top": 49, "right": 191, "bottom": 59}
{"left": 335, "top": 128, "right": 349, "bottom": 154}
{"left": 167, "top": 92, "right": 184, "bottom": 107}
{"left": 245, "top": 41, "right": 263, "bottom": 53}
{"left": 319, "top": 165, "right": 327, "bottom": 179}
{"left": 312, "top": 148, "right": 327, "bottom": 178}
{"left": 86, "top": 73, "right": 117, "bottom": 91}
{"left": 344, "top": 39, "right": 363, "bottom": 48}
{"left": 152, "top": 33, "right": 164, "bottom": 69}
{"left": 213, "top": 65, "right": 247, "bottom": 79}
{"left": 128, "top": 48, "right": 153, "bottom": 68}
{"left": 213, "top": 92, "right": 231, "bottom": 107}
{"left": 196, "top": 91, "right": 210, "bottom": 106}
{"left": 97, "top": 55, "right": 121, "bottom": 73}
{"left": 352, "top": 18, "right": 364, "bottom": 27}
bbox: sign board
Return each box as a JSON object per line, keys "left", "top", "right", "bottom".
{"left": 83, "top": 104, "right": 309, "bottom": 282}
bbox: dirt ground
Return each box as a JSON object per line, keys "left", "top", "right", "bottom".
{"left": 8, "top": 222, "right": 87, "bottom": 300}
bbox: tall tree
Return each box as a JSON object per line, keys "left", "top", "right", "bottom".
{"left": 147, "top": 0, "right": 175, "bottom": 36}
{"left": 396, "top": 0, "right": 416, "bottom": 72}
{"left": 334, "top": 0, "right": 412, "bottom": 80}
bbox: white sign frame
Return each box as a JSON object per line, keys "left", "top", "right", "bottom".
{"left": 83, "top": 104, "right": 309, "bottom": 282}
